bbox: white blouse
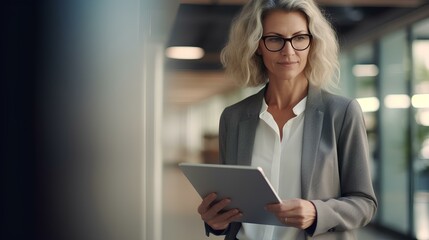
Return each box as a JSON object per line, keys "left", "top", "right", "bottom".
{"left": 237, "top": 96, "right": 307, "bottom": 240}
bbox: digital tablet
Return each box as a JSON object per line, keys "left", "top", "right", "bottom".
{"left": 179, "top": 163, "right": 283, "bottom": 226}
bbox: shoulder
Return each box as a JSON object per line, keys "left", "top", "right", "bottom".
{"left": 224, "top": 94, "right": 256, "bottom": 112}
{"left": 221, "top": 88, "right": 264, "bottom": 119}
{"left": 307, "top": 89, "right": 364, "bottom": 133}
{"left": 317, "top": 91, "right": 367, "bottom": 140}
{"left": 319, "top": 90, "right": 362, "bottom": 118}
{"left": 321, "top": 90, "right": 353, "bottom": 108}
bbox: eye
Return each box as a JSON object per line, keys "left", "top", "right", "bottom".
{"left": 265, "top": 36, "right": 283, "bottom": 43}
{"left": 294, "top": 35, "right": 309, "bottom": 41}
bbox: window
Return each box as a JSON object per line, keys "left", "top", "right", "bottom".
{"left": 379, "top": 29, "right": 410, "bottom": 235}
{"left": 412, "top": 18, "right": 429, "bottom": 240}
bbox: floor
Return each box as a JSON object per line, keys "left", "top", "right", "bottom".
{"left": 161, "top": 164, "right": 414, "bottom": 240}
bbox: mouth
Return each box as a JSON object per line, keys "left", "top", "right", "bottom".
{"left": 278, "top": 61, "right": 298, "bottom": 66}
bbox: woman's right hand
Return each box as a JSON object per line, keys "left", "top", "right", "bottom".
{"left": 197, "top": 193, "right": 242, "bottom": 230}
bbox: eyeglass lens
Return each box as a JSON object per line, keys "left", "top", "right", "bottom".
{"left": 263, "top": 34, "right": 311, "bottom": 51}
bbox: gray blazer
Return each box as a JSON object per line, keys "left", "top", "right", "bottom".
{"left": 205, "top": 84, "right": 377, "bottom": 240}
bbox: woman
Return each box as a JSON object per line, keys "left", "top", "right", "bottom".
{"left": 197, "top": 0, "right": 377, "bottom": 239}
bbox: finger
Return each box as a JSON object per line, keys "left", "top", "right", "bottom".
{"left": 266, "top": 200, "right": 299, "bottom": 223}
{"left": 280, "top": 216, "right": 313, "bottom": 229}
{"left": 197, "top": 193, "right": 217, "bottom": 214}
{"left": 277, "top": 201, "right": 316, "bottom": 229}
{"left": 281, "top": 216, "right": 298, "bottom": 227}
{"left": 201, "top": 198, "right": 231, "bottom": 221}
{"left": 265, "top": 201, "right": 291, "bottom": 213}
{"left": 265, "top": 202, "right": 281, "bottom": 212}
{"left": 209, "top": 208, "right": 240, "bottom": 223}
{"left": 266, "top": 198, "right": 305, "bottom": 214}
{"left": 206, "top": 209, "right": 242, "bottom": 230}
{"left": 282, "top": 216, "right": 289, "bottom": 225}
{"left": 282, "top": 200, "right": 315, "bottom": 218}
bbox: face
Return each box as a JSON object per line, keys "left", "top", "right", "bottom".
{"left": 258, "top": 10, "right": 310, "bottom": 82}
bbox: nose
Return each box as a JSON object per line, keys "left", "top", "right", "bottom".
{"left": 280, "top": 40, "right": 295, "bottom": 55}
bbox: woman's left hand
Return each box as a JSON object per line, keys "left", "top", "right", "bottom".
{"left": 265, "top": 198, "right": 316, "bottom": 229}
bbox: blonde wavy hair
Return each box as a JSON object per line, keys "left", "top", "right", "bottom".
{"left": 221, "top": 0, "right": 340, "bottom": 90}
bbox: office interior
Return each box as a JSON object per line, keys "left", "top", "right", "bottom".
{"left": 3, "top": 0, "right": 429, "bottom": 240}
{"left": 156, "top": 1, "right": 429, "bottom": 239}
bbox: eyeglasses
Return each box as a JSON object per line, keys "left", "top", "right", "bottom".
{"left": 261, "top": 34, "right": 312, "bottom": 52}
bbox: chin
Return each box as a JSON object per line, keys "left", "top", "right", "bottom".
{"left": 280, "top": 72, "right": 299, "bottom": 81}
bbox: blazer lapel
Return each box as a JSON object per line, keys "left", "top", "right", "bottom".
{"left": 301, "top": 85, "right": 324, "bottom": 198}
{"left": 236, "top": 87, "right": 265, "bottom": 166}
{"left": 233, "top": 83, "right": 325, "bottom": 196}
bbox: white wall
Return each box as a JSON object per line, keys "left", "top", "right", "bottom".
{"left": 143, "top": 1, "right": 179, "bottom": 240}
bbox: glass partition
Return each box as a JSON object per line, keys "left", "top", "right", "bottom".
{"left": 379, "top": 29, "right": 410, "bottom": 235}
{"left": 351, "top": 44, "right": 380, "bottom": 217}
{"left": 339, "top": 14, "right": 429, "bottom": 239}
{"left": 412, "top": 18, "right": 429, "bottom": 240}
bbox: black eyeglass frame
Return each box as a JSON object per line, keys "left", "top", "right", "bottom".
{"left": 261, "top": 34, "right": 313, "bottom": 52}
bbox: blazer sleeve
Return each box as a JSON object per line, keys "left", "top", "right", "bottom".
{"left": 310, "top": 99, "right": 378, "bottom": 236}
{"left": 219, "top": 108, "right": 227, "bottom": 165}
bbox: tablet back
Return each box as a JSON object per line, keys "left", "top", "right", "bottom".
{"left": 179, "top": 163, "right": 283, "bottom": 226}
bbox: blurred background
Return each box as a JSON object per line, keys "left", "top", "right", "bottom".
{"left": 162, "top": 0, "right": 429, "bottom": 239}
{"left": 2, "top": 0, "right": 429, "bottom": 240}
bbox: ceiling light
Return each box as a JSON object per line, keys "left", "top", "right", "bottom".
{"left": 352, "top": 64, "right": 379, "bottom": 77}
{"left": 165, "top": 46, "right": 204, "bottom": 60}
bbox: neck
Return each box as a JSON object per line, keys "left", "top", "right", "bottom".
{"left": 265, "top": 76, "right": 309, "bottom": 110}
